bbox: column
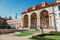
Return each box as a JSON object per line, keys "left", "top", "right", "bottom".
{"left": 21, "top": 17, "right": 24, "bottom": 28}
{"left": 49, "top": 13, "right": 55, "bottom": 28}
{"left": 49, "top": 15, "right": 52, "bottom": 28}
{"left": 28, "top": 15, "right": 31, "bottom": 29}
{"left": 37, "top": 14, "right": 40, "bottom": 29}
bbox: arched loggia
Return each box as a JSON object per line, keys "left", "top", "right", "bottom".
{"left": 40, "top": 10, "right": 49, "bottom": 28}
{"left": 31, "top": 13, "right": 37, "bottom": 29}
{"left": 23, "top": 14, "right": 28, "bottom": 28}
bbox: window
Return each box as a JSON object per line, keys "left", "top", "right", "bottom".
{"left": 58, "top": 6, "right": 60, "bottom": 10}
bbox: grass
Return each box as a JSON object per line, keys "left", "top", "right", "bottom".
{"left": 15, "top": 31, "right": 33, "bottom": 36}
{"left": 30, "top": 35, "right": 60, "bottom": 40}
{"left": 45, "top": 35, "right": 60, "bottom": 40}
{"left": 15, "top": 30, "right": 40, "bottom": 37}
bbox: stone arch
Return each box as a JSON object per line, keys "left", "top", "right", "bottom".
{"left": 40, "top": 10, "right": 49, "bottom": 28}
{"left": 23, "top": 14, "right": 28, "bottom": 28}
{"left": 31, "top": 12, "right": 37, "bottom": 29}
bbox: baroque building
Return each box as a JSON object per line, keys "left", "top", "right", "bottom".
{"left": 7, "top": 19, "right": 22, "bottom": 29}
{"left": 21, "top": 0, "right": 60, "bottom": 31}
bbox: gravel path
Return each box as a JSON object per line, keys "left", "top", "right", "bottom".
{"left": 0, "top": 33, "right": 28, "bottom": 40}
{"left": 0, "top": 29, "right": 55, "bottom": 40}
{"left": 0, "top": 32, "right": 41, "bottom": 40}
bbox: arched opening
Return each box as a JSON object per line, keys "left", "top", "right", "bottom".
{"left": 31, "top": 13, "right": 37, "bottom": 29}
{"left": 23, "top": 14, "right": 28, "bottom": 28}
{"left": 40, "top": 10, "right": 49, "bottom": 28}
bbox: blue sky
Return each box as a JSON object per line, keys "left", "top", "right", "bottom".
{"left": 0, "top": 0, "right": 55, "bottom": 18}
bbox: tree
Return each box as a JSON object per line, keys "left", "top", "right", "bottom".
{"left": 9, "top": 16, "right": 12, "bottom": 20}
{"left": 15, "top": 13, "right": 17, "bottom": 19}
{"left": 0, "top": 16, "right": 2, "bottom": 18}
{"left": 0, "top": 18, "right": 11, "bottom": 29}
{"left": 5, "top": 16, "right": 7, "bottom": 19}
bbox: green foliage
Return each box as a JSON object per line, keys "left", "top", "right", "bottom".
{"left": 45, "top": 35, "right": 60, "bottom": 40}
{"left": 49, "top": 31, "right": 60, "bottom": 35}
{"left": 0, "top": 20, "right": 11, "bottom": 29}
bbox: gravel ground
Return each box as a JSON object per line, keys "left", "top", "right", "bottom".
{"left": 0, "top": 29, "right": 55, "bottom": 40}
{"left": 0, "top": 32, "right": 41, "bottom": 40}
{"left": 0, "top": 32, "right": 29, "bottom": 40}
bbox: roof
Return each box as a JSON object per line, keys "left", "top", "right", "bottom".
{"left": 0, "top": 18, "right": 6, "bottom": 20}
{"left": 0, "top": 18, "right": 11, "bottom": 21}
{"left": 22, "top": 2, "right": 60, "bottom": 14}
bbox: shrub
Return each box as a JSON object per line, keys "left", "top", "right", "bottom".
{"left": 37, "top": 38, "right": 56, "bottom": 40}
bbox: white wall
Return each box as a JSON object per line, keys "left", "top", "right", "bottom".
{"left": 54, "top": 5, "right": 60, "bottom": 31}
{"left": 7, "top": 19, "right": 22, "bottom": 29}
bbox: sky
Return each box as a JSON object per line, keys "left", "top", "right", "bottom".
{"left": 0, "top": 0, "right": 56, "bottom": 19}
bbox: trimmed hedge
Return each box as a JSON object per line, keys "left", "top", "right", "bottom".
{"left": 49, "top": 31, "right": 60, "bottom": 35}
{"left": 32, "top": 36, "right": 56, "bottom": 40}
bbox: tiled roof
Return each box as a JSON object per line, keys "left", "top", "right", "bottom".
{"left": 0, "top": 18, "right": 11, "bottom": 21}
{"left": 36, "top": 2, "right": 50, "bottom": 9}
{"left": 28, "top": 7, "right": 33, "bottom": 12}
{"left": 22, "top": 2, "right": 60, "bottom": 14}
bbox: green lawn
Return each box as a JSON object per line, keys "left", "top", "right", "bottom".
{"left": 45, "top": 35, "right": 60, "bottom": 40}
{"left": 15, "top": 30, "right": 40, "bottom": 37}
